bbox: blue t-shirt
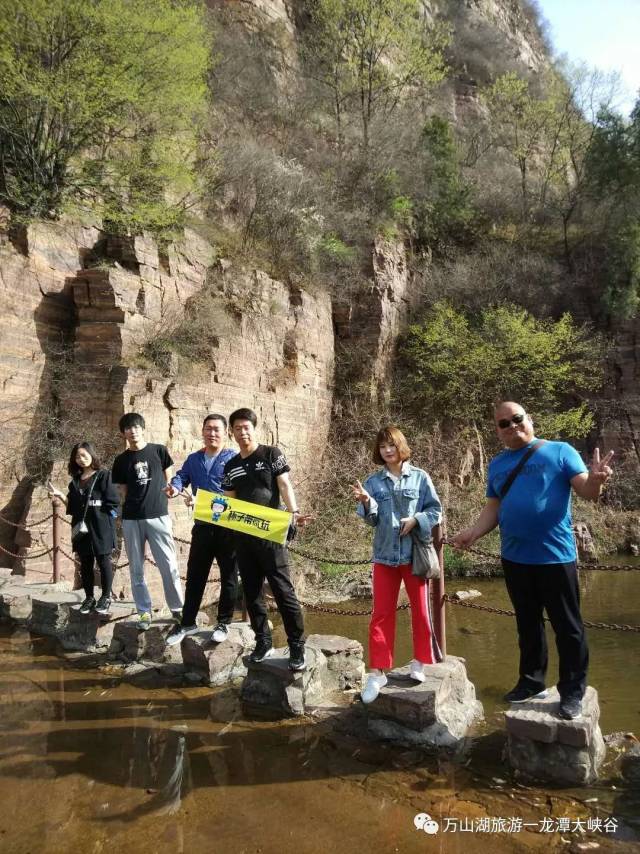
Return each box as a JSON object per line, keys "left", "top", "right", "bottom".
{"left": 487, "top": 439, "right": 587, "bottom": 565}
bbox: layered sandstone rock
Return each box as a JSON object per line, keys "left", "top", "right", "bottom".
{"left": 0, "top": 222, "right": 334, "bottom": 609}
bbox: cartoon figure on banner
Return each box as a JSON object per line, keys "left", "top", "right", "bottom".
{"left": 210, "top": 495, "right": 229, "bottom": 522}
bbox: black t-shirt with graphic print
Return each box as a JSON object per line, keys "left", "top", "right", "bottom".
{"left": 222, "top": 445, "right": 290, "bottom": 509}
{"left": 111, "top": 443, "right": 173, "bottom": 520}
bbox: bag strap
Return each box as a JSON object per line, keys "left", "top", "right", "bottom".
{"left": 499, "top": 440, "right": 546, "bottom": 500}
{"left": 78, "top": 472, "right": 98, "bottom": 522}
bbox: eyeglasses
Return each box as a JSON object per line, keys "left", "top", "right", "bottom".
{"left": 497, "top": 413, "right": 526, "bottom": 429}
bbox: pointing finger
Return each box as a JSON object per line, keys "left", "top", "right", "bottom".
{"left": 592, "top": 447, "right": 601, "bottom": 466}
{"left": 602, "top": 450, "right": 614, "bottom": 466}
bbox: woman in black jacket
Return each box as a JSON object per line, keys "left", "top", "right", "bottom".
{"left": 50, "top": 442, "right": 119, "bottom": 615}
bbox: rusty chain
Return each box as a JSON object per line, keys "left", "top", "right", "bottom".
{"left": 2, "top": 514, "right": 638, "bottom": 631}
{"left": 0, "top": 511, "right": 57, "bottom": 529}
{"left": 57, "top": 545, "right": 216, "bottom": 584}
{"left": 288, "top": 545, "right": 370, "bottom": 565}
{"left": 444, "top": 595, "right": 640, "bottom": 632}
{"left": 455, "top": 541, "right": 640, "bottom": 572}
{"left": 0, "top": 542, "right": 53, "bottom": 560}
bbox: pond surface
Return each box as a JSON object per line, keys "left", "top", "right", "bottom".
{"left": 312, "top": 569, "right": 640, "bottom": 734}
{"left": 0, "top": 566, "right": 638, "bottom": 854}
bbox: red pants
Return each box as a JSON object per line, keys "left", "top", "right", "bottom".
{"left": 369, "top": 562, "right": 440, "bottom": 670}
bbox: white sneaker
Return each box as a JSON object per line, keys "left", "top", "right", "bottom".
{"left": 410, "top": 660, "right": 426, "bottom": 682}
{"left": 211, "top": 623, "right": 229, "bottom": 644}
{"left": 166, "top": 624, "right": 198, "bottom": 646}
{"left": 361, "top": 673, "right": 388, "bottom": 704}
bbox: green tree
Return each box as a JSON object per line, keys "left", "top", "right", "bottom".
{"left": 399, "top": 302, "right": 601, "bottom": 439}
{"left": 0, "top": 0, "right": 210, "bottom": 231}
{"left": 484, "top": 71, "right": 559, "bottom": 222}
{"left": 302, "top": 0, "right": 448, "bottom": 150}
{"left": 412, "top": 116, "right": 476, "bottom": 254}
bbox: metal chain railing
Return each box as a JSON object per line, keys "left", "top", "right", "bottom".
{"left": 0, "top": 511, "right": 57, "bottom": 529}
{"left": 444, "top": 595, "right": 640, "bottom": 633}
{"left": 2, "top": 505, "right": 638, "bottom": 632}
{"left": 455, "top": 541, "right": 640, "bottom": 573}
{"left": 288, "top": 545, "right": 370, "bottom": 565}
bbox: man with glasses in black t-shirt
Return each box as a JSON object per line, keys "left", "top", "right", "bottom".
{"left": 222, "top": 408, "right": 310, "bottom": 671}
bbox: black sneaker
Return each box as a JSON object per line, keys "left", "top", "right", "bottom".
{"left": 79, "top": 596, "right": 96, "bottom": 614}
{"left": 558, "top": 695, "right": 582, "bottom": 720}
{"left": 503, "top": 684, "right": 549, "bottom": 703}
{"left": 288, "top": 643, "right": 306, "bottom": 672}
{"left": 249, "top": 639, "right": 273, "bottom": 663}
{"left": 94, "top": 595, "right": 112, "bottom": 615}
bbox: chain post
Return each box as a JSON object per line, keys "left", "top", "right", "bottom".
{"left": 432, "top": 521, "right": 446, "bottom": 656}
{"left": 51, "top": 497, "right": 63, "bottom": 583}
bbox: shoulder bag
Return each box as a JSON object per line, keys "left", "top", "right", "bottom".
{"left": 387, "top": 478, "right": 440, "bottom": 579}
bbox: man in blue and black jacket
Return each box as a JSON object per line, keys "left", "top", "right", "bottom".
{"left": 164, "top": 413, "right": 238, "bottom": 645}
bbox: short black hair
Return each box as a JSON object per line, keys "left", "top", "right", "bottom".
{"left": 119, "top": 412, "right": 145, "bottom": 433}
{"left": 203, "top": 413, "right": 227, "bottom": 429}
{"left": 68, "top": 442, "right": 101, "bottom": 477}
{"left": 229, "top": 408, "right": 257, "bottom": 427}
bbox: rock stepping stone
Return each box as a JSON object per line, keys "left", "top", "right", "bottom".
{"left": 363, "top": 656, "right": 483, "bottom": 748}
{"left": 181, "top": 622, "right": 254, "bottom": 686}
{"left": 240, "top": 634, "right": 364, "bottom": 718}
{"left": 110, "top": 618, "right": 184, "bottom": 665}
{"left": 241, "top": 646, "right": 327, "bottom": 717}
{"left": 505, "top": 686, "right": 605, "bottom": 785}
{"left": 0, "top": 578, "right": 73, "bottom": 622}
{"left": 306, "top": 634, "right": 364, "bottom": 692}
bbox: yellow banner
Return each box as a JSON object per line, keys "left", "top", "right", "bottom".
{"left": 193, "top": 490, "right": 292, "bottom": 545}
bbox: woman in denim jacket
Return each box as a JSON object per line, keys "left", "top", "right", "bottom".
{"left": 352, "top": 425, "right": 443, "bottom": 703}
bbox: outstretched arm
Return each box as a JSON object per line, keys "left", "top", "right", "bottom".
{"left": 450, "top": 498, "right": 500, "bottom": 549}
{"left": 277, "top": 472, "right": 312, "bottom": 526}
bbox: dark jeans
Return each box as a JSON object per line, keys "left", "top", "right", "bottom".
{"left": 77, "top": 545, "right": 113, "bottom": 599}
{"left": 182, "top": 523, "right": 238, "bottom": 627}
{"left": 502, "top": 558, "right": 589, "bottom": 700}
{"left": 235, "top": 534, "right": 305, "bottom": 646}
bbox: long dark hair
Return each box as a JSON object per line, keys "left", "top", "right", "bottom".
{"left": 68, "top": 442, "right": 102, "bottom": 477}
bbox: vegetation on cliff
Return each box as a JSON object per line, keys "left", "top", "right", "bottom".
{"left": 0, "top": 0, "right": 211, "bottom": 233}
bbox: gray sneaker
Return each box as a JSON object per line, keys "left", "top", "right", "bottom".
{"left": 166, "top": 624, "right": 198, "bottom": 646}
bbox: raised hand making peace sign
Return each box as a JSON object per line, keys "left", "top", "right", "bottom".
{"left": 589, "top": 447, "right": 614, "bottom": 484}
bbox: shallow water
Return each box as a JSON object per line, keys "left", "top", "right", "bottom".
{"left": 312, "top": 569, "right": 640, "bottom": 733}
{"left": 0, "top": 565, "right": 638, "bottom": 854}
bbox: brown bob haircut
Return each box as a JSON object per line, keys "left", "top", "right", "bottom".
{"left": 372, "top": 425, "right": 411, "bottom": 465}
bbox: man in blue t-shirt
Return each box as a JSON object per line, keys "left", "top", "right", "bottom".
{"left": 452, "top": 401, "right": 613, "bottom": 720}
{"left": 163, "top": 413, "right": 239, "bottom": 647}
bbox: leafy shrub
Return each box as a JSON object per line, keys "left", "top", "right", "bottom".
{"left": 399, "top": 301, "right": 603, "bottom": 439}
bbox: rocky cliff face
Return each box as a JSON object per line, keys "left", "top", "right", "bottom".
{"left": 0, "top": 221, "right": 333, "bottom": 604}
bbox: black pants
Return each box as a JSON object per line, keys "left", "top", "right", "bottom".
{"left": 503, "top": 559, "right": 589, "bottom": 699}
{"left": 235, "top": 534, "right": 305, "bottom": 646}
{"left": 77, "top": 546, "right": 113, "bottom": 599}
{"left": 182, "top": 523, "right": 238, "bottom": 627}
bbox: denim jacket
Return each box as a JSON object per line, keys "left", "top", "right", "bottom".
{"left": 357, "top": 462, "right": 442, "bottom": 566}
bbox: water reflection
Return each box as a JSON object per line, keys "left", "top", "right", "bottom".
{"left": 0, "top": 566, "right": 638, "bottom": 852}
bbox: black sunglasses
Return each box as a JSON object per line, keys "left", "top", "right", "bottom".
{"left": 497, "top": 412, "right": 526, "bottom": 429}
